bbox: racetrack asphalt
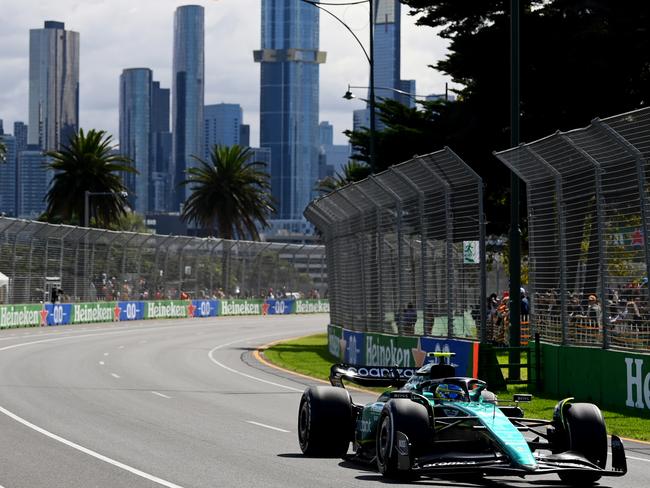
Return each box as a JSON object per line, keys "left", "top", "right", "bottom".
{"left": 0, "top": 314, "right": 647, "bottom": 488}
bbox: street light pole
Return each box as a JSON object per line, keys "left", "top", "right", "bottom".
{"left": 84, "top": 190, "right": 90, "bottom": 228}
{"left": 368, "top": 0, "right": 376, "bottom": 173}
{"left": 509, "top": 0, "right": 522, "bottom": 379}
{"left": 299, "top": 0, "right": 376, "bottom": 172}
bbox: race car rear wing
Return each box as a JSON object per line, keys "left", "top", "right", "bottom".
{"left": 329, "top": 363, "right": 418, "bottom": 388}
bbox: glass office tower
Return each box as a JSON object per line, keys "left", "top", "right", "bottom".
{"left": 172, "top": 5, "right": 205, "bottom": 210}
{"left": 373, "top": 0, "right": 401, "bottom": 102}
{"left": 119, "top": 68, "right": 152, "bottom": 214}
{"left": 28, "top": 21, "right": 79, "bottom": 151}
{"left": 256, "top": 0, "right": 326, "bottom": 232}
{"left": 203, "top": 103, "right": 243, "bottom": 159}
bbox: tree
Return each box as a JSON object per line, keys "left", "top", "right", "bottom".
{"left": 45, "top": 129, "right": 135, "bottom": 227}
{"left": 316, "top": 160, "right": 372, "bottom": 194}
{"left": 180, "top": 145, "right": 275, "bottom": 240}
{"left": 347, "top": 1, "right": 650, "bottom": 234}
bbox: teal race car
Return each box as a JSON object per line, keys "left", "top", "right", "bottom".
{"left": 297, "top": 353, "right": 627, "bottom": 484}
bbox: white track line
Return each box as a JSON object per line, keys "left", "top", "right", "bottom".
{"left": 111, "top": 373, "right": 121, "bottom": 379}
{"left": 0, "top": 323, "right": 319, "bottom": 487}
{"left": 103, "top": 352, "right": 109, "bottom": 356}
{"left": 208, "top": 336, "right": 304, "bottom": 393}
{"left": 151, "top": 391, "right": 172, "bottom": 399}
{"left": 99, "top": 361, "right": 105, "bottom": 366}
{"left": 246, "top": 420, "right": 290, "bottom": 433}
{"left": 0, "top": 405, "right": 186, "bottom": 488}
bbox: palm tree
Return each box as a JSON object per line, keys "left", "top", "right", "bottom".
{"left": 45, "top": 129, "right": 135, "bottom": 227}
{"left": 180, "top": 145, "right": 275, "bottom": 240}
{"left": 316, "top": 160, "right": 372, "bottom": 194}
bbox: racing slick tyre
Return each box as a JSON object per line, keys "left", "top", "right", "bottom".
{"left": 557, "top": 403, "right": 607, "bottom": 485}
{"left": 298, "top": 386, "right": 353, "bottom": 457}
{"left": 376, "top": 399, "right": 430, "bottom": 479}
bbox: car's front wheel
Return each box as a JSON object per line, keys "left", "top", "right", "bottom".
{"left": 556, "top": 402, "right": 607, "bottom": 485}
{"left": 298, "top": 386, "right": 352, "bottom": 457}
{"left": 376, "top": 399, "right": 430, "bottom": 479}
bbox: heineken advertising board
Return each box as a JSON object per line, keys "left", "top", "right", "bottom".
{"left": 145, "top": 301, "right": 191, "bottom": 319}
{"left": 71, "top": 302, "right": 117, "bottom": 324}
{"left": 0, "top": 304, "right": 44, "bottom": 328}
{"left": 44, "top": 303, "right": 73, "bottom": 326}
{"left": 0, "top": 298, "right": 329, "bottom": 329}
{"left": 264, "top": 299, "right": 295, "bottom": 315}
{"left": 118, "top": 301, "right": 145, "bottom": 321}
{"left": 295, "top": 299, "right": 329, "bottom": 314}
{"left": 219, "top": 299, "right": 263, "bottom": 316}
{"left": 191, "top": 300, "right": 218, "bottom": 318}
{"left": 328, "top": 325, "right": 479, "bottom": 375}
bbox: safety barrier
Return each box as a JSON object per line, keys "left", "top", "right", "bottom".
{"left": 327, "top": 324, "right": 479, "bottom": 377}
{"left": 0, "top": 299, "right": 330, "bottom": 328}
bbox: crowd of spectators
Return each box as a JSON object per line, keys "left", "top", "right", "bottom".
{"left": 486, "top": 280, "right": 649, "bottom": 345}
{"left": 86, "top": 274, "right": 323, "bottom": 303}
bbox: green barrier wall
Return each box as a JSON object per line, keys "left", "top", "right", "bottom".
{"left": 541, "top": 343, "right": 650, "bottom": 418}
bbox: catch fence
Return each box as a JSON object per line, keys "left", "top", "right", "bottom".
{"left": 305, "top": 148, "right": 486, "bottom": 340}
{"left": 495, "top": 107, "right": 650, "bottom": 352}
{"left": 0, "top": 217, "right": 327, "bottom": 304}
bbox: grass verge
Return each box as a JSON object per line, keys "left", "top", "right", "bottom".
{"left": 263, "top": 333, "right": 650, "bottom": 442}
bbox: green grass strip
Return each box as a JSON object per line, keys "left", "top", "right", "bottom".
{"left": 263, "top": 333, "right": 650, "bottom": 442}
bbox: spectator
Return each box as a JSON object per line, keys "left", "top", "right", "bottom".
{"left": 402, "top": 302, "right": 417, "bottom": 335}
{"left": 586, "top": 294, "right": 601, "bottom": 322}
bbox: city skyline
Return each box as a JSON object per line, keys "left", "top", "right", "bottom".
{"left": 0, "top": 0, "right": 452, "bottom": 148}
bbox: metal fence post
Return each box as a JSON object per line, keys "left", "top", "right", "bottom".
{"left": 338, "top": 192, "right": 369, "bottom": 332}
{"left": 371, "top": 177, "right": 405, "bottom": 335}
{"left": 524, "top": 145, "right": 568, "bottom": 345}
{"left": 561, "top": 134, "right": 610, "bottom": 348}
{"left": 393, "top": 167, "right": 428, "bottom": 335}
{"left": 356, "top": 184, "right": 386, "bottom": 330}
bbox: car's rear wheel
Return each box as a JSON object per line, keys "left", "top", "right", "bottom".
{"left": 556, "top": 402, "right": 607, "bottom": 485}
{"left": 298, "top": 386, "right": 352, "bottom": 457}
{"left": 376, "top": 399, "right": 430, "bottom": 479}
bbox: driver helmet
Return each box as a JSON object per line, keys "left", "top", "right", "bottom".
{"left": 434, "top": 383, "right": 466, "bottom": 401}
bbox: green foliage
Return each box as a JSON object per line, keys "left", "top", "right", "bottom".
{"left": 347, "top": 1, "right": 650, "bottom": 234}
{"left": 108, "top": 212, "right": 153, "bottom": 233}
{"left": 181, "top": 145, "right": 275, "bottom": 240}
{"left": 44, "top": 129, "right": 135, "bottom": 227}
{"left": 316, "top": 159, "right": 372, "bottom": 193}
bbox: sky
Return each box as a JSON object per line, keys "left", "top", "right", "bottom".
{"left": 0, "top": 0, "right": 453, "bottom": 146}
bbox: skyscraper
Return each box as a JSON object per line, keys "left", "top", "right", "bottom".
{"left": 0, "top": 134, "right": 17, "bottom": 216}
{"left": 373, "top": 1, "right": 401, "bottom": 103}
{"left": 17, "top": 145, "right": 49, "bottom": 218}
{"left": 13, "top": 122, "right": 28, "bottom": 154}
{"left": 119, "top": 68, "right": 152, "bottom": 214}
{"left": 28, "top": 21, "right": 79, "bottom": 151}
{"left": 203, "top": 103, "right": 243, "bottom": 159}
{"left": 172, "top": 5, "right": 205, "bottom": 210}
{"left": 354, "top": 2, "right": 416, "bottom": 131}
{"left": 151, "top": 81, "right": 172, "bottom": 212}
{"left": 256, "top": 0, "right": 326, "bottom": 233}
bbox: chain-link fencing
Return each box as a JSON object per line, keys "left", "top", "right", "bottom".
{"left": 0, "top": 217, "right": 327, "bottom": 304}
{"left": 495, "top": 107, "right": 650, "bottom": 352}
{"left": 305, "top": 148, "right": 486, "bottom": 341}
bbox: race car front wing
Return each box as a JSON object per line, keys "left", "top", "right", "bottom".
{"left": 393, "top": 431, "right": 628, "bottom": 477}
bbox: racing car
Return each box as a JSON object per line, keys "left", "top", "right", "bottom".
{"left": 297, "top": 352, "right": 627, "bottom": 484}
